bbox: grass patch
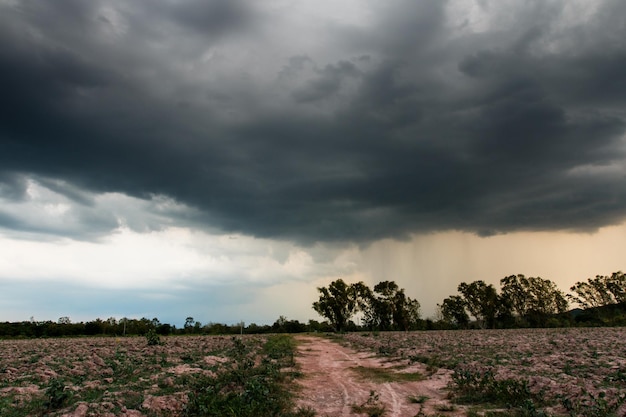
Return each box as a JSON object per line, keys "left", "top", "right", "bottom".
{"left": 80, "top": 388, "right": 105, "bottom": 403}
{"left": 451, "top": 368, "right": 552, "bottom": 417}
{"left": 350, "top": 365, "right": 423, "bottom": 383}
{"left": 0, "top": 395, "right": 46, "bottom": 417}
{"left": 184, "top": 335, "right": 313, "bottom": 417}
{"left": 408, "top": 394, "right": 429, "bottom": 404}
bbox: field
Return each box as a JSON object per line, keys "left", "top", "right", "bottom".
{"left": 0, "top": 334, "right": 306, "bottom": 417}
{"left": 339, "top": 327, "right": 626, "bottom": 416}
{"left": 1, "top": 328, "right": 626, "bottom": 416}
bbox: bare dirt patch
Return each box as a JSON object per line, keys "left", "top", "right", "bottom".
{"left": 294, "top": 335, "right": 465, "bottom": 417}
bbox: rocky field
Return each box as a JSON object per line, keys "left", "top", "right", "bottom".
{"left": 339, "top": 327, "right": 626, "bottom": 416}
{"left": 0, "top": 335, "right": 267, "bottom": 416}
{"left": 2, "top": 328, "right": 626, "bottom": 416}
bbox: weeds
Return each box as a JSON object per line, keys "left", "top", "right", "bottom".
{"left": 560, "top": 389, "right": 626, "bottom": 417}
{"left": 377, "top": 344, "right": 397, "bottom": 356}
{"left": 434, "top": 403, "right": 456, "bottom": 412}
{"left": 351, "top": 390, "right": 386, "bottom": 417}
{"left": 45, "top": 378, "right": 71, "bottom": 410}
{"left": 452, "top": 367, "right": 533, "bottom": 406}
{"left": 450, "top": 367, "right": 550, "bottom": 416}
{"left": 263, "top": 334, "right": 297, "bottom": 366}
{"left": 604, "top": 367, "right": 626, "bottom": 384}
{"left": 184, "top": 335, "right": 311, "bottom": 417}
{"left": 453, "top": 367, "right": 625, "bottom": 417}
{"left": 408, "top": 394, "right": 429, "bottom": 404}
{"left": 351, "top": 365, "right": 423, "bottom": 383}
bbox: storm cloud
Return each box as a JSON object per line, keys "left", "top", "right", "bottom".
{"left": 2, "top": 0, "right": 626, "bottom": 244}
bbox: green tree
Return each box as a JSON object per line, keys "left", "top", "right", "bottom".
{"left": 184, "top": 316, "right": 195, "bottom": 333}
{"left": 501, "top": 274, "right": 568, "bottom": 325}
{"left": 312, "top": 279, "right": 363, "bottom": 332}
{"left": 458, "top": 281, "right": 499, "bottom": 328}
{"left": 369, "top": 281, "right": 399, "bottom": 330}
{"left": 606, "top": 271, "right": 626, "bottom": 303}
{"left": 394, "top": 294, "right": 421, "bottom": 331}
{"left": 358, "top": 281, "right": 421, "bottom": 331}
{"left": 439, "top": 295, "right": 470, "bottom": 328}
{"left": 569, "top": 272, "right": 626, "bottom": 309}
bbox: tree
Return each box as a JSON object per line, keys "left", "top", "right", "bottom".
{"left": 357, "top": 281, "right": 421, "bottom": 331}
{"left": 439, "top": 295, "right": 470, "bottom": 328}
{"left": 394, "top": 294, "right": 421, "bottom": 331}
{"left": 352, "top": 281, "right": 374, "bottom": 328}
{"left": 501, "top": 274, "right": 568, "bottom": 325}
{"left": 85, "top": 319, "right": 104, "bottom": 335}
{"left": 156, "top": 323, "right": 173, "bottom": 335}
{"left": 312, "top": 279, "right": 363, "bottom": 332}
{"left": 606, "top": 271, "right": 626, "bottom": 303}
{"left": 184, "top": 316, "right": 195, "bottom": 333}
{"left": 569, "top": 272, "right": 626, "bottom": 309}
{"left": 458, "top": 281, "right": 500, "bottom": 328}
{"left": 366, "top": 281, "right": 399, "bottom": 330}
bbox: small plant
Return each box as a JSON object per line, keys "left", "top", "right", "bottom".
{"left": 434, "top": 403, "right": 456, "bottom": 412}
{"left": 604, "top": 366, "right": 626, "bottom": 384}
{"left": 45, "top": 378, "right": 70, "bottom": 410}
{"left": 408, "top": 394, "right": 429, "bottom": 404}
{"left": 145, "top": 329, "right": 161, "bottom": 346}
{"left": 293, "top": 406, "right": 317, "bottom": 417}
{"left": 377, "top": 344, "right": 396, "bottom": 356}
{"left": 351, "top": 390, "right": 386, "bottom": 417}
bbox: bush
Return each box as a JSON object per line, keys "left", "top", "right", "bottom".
{"left": 45, "top": 378, "right": 70, "bottom": 410}
{"left": 185, "top": 336, "right": 312, "bottom": 417}
{"left": 451, "top": 366, "right": 547, "bottom": 415}
{"left": 145, "top": 329, "right": 161, "bottom": 346}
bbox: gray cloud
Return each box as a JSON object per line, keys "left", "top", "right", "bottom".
{"left": 1, "top": 0, "right": 626, "bottom": 244}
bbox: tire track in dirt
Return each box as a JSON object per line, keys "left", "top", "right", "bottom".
{"left": 293, "top": 335, "right": 466, "bottom": 417}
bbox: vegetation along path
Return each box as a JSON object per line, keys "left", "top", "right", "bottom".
{"left": 293, "top": 335, "right": 465, "bottom": 417}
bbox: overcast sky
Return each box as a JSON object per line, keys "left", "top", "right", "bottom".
{"left": 1, "top": 0, "right": 625, "bottom": 327}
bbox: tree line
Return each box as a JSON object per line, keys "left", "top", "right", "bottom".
{"left": 313, "top": 272, "right": 626, "bottom": 331}
{"left": 0, "top": 315, "right": 333, "bottom": 339}
{"left": 2, "top": 271, "right": 624, "bottom": 338}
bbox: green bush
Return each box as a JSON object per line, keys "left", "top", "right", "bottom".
{"left": 185, "top": 336, "right": 314, "bottom": 417}
{"left": 451, "top": 367, "right": 547, "bottom": 416}
{"left": 45, "top": 378, "right": 70, "bottom": 410}
{"left": 145, "top": 328, "right": 161, "bottom": 346}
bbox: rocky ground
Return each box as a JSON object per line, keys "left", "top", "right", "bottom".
{"left": 294, "top": 335, "right": 465, "bottom": 416}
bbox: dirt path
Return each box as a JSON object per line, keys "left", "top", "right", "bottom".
{"left": 293, "top": 335, "right": 466, "bottom": 417}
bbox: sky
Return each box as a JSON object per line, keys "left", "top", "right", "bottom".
{"left": 1, "top": 0, "right": 625, "bottom": 327}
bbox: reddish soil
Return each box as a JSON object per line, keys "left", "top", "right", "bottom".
{"left": 294, "top": 335, "right": 466, "bottom": 417}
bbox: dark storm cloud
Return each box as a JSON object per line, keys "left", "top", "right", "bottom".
{"left": 1, "top": 0, "right": 626, "bottom": 243}
{"left": 165, "top": 0, "right": 255, "bottom": 36}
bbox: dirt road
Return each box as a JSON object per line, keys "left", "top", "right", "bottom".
{"left": 293, "top": 335, "right": 466, "bottom": 417}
